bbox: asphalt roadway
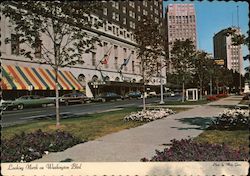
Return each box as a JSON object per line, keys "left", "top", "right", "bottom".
{"left": 2, "top": 96, "right": 181, "bottom": 127}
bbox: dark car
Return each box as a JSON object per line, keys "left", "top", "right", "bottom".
{"left": 60, "top": 93, "right": 90, "bottom": 105}
{"left": 125, "top": 91, "right": 142, "bottom": 99}
{"left": 95, "top": 92, "right": 123, "bottom": 102}
{"left": 2, "top": 95, "right": 55, "bottom": 110}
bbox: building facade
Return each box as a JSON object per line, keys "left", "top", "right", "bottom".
{"left": 213, "top": 27, "right": 243, "bottom": 74}
{"left": 1, "top": 1, "right": 165, "bottom": 99}
{"left": 165, "top": 3, "right": 197, "bottom": 72}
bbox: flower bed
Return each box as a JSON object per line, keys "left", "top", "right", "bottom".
{"left": 206, "top": 95, "right": 219, "bottom": 101}
{"left": 141, "top": 139, "right": 248, "bottom": 161}
{"left": 124, "top": 108, "right": 175, "bottom": 122}
{"left": 216, "top": 93, "right": 228, "bottom": 98}
{"left": 1, "top": 129, "right": 83, "bottom": 162}
{"left": 209, "top": 108, "right": 249, "bottom": 130}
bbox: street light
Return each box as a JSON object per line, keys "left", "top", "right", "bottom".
{"left": 159, "top": 57, "right": 165, "bottom": 104}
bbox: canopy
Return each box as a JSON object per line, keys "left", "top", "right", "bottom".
{"left": 1, "top": 64, "right": 83, "bottom": 90}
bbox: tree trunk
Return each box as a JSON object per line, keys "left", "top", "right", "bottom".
{"left": 216, "top": 81, "right": 219, "bottom": 94}
{"left": 199, "top": 78, "right": 203, "bottom": 100}
{"left": 142, "top": 61, "right": 146, "bottom": 111}
{"left": 55, "top": 68, "right": 60, "bottom": 128}
{"left": 210, "top": 76, "right": 212, "bottom": 96}
{"left": 182, "top": 76, "right": 185, "bottom": 102}
{"left": 143, "top": 83, "right": 146, "bottom": 111}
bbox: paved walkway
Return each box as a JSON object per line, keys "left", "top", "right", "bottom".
{"left": 35, "top": 96, "right": 243, "bottom": 162}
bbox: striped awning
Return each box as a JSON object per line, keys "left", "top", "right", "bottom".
{"left": 1, "top": 64, "right": 83, "bottom": 90}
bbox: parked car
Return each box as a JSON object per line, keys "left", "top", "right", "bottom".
{"left": 2, "top": 95, "right": 55, "bottom": 110}
{"left": 147, "top": 91, "right": 157, "bottom": 98}
{"left": 125, "top": 91, "right": 142, "bottom": 99}
{"left": 165, "top": 91, "right": 175, "bottom": 97}
{"left": 60, "top": 92, "right": 90, "bottom": 105}
{"left": 94, "top": 92, "right": 123, "bottom": 102}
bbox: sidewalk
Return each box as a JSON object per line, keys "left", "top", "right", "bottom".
{"left": 35, "top": 96, "right": 243, "bottom": 162}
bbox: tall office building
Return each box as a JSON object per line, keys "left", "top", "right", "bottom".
{"left": 165, "top": 4, "right": 197, "bottom": 64}
{"left": 213, "top": 27, "right": 243, "bottom": 74}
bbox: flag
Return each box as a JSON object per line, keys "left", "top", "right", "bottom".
{"left": 101, "top": 49, "right": 112, "bottom": 64}
{"left": 99, "top": 46, "right": 112, "bottom": 65}
{"left": 119, "top": 54, "right": 131, "bottom": 71}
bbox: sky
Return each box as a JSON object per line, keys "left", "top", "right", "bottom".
{"left": 163, "top": 0, "right": 249, "bottom": 72}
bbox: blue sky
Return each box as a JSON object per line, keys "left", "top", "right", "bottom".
{"left": 163, "top": 0, "right": 249, "bottom": 71}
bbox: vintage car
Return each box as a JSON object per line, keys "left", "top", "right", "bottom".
{"left": 2, "top": 95, "right": 55, "bottom": 110}
{"left": 60, "top": 92, "right": 90, "bottom": 105}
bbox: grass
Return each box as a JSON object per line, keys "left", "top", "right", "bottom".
{"left": 194, "top": 129, "right": 249, "bottom": 150}
{"left": 2, "top": 107, "right": 187, "bottom": 141}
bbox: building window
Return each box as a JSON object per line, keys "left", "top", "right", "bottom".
{"left": 123, "top": 6, "right": 126, "bottom": 13}
{"left": 114, "top": 57, "right": 118, "bottom": 69}
{"left": 108, "top": 26, "right": 112, "bottom": 31}
{"left": 129, "top": 1, "right": 135, "bottom": 8}
{"left": 138, "top": 6, "right": 140, "bottom": 12}
{"left": 130, "top": 21, "right": 133, "bottom": 28}
{"left": 11, "top": 34, "right": 20, "bottom": 55}
{"left": 34, "top": 38, "right": 42, "bottom": 58}
{"left": 103, "top": 42, "right": 108, "bottom": 53}
{"left": 132, "top": 12, "right": 135, "bottom": 18}
{"left": 92, "top": 52, "right": 96, "bottom": 66}
{"left": 114, "top": 45, "right": 118, "bottom": 57}
{"left": 132, "top": 61, "right": 135, "bottom": 72}
{"left": 150, "top": 6, "right": 153, "bottom": 11}
{"left": 123, "top": 48, "right": 127, "bottom": 58}
{"left": 115, "top": 14, "right": 119, "bottom": 21}
{"left": 143, "top": 1, "right": 147, "bottom": 7}
{"left": 120, "top": 30, "right": 123, "bottom": 35}
{"left": 129, "top": 10, "right": 132, "bottom": 17}
{"left": 115, "top": 2, "right": 119, "bottom": 9}
{"left": 123, "top": 18, "right": 126, "bottom": 25}
{"left": 138, "top": 16, "right": 141, "bottom": 21}
{"left": 112, "top": 12, "right": 116, "bottom": 20}
{"left": 154, "top": 9, "right": 158, "bottom": 14}
{"left": 143, "top": 10, "right": 148, "bottom": 15}
{"left": 103, "top": 8, "right": 107, "bottom": 15}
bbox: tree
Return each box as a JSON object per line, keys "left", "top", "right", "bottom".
{"left": 1, "top": 1, "right": 102, "bottom": 127}
{"left": 134, "top": 15, "right": 165, "bottom": 110}
{"left": 192, "top": 51, "right": 212, "bottom": 99}
{"left": 170, "top": 39, "right": 196, "bottom": 102}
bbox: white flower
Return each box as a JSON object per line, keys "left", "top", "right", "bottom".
{"left": 124, "top": 108, "right": 175, "bottom": 121}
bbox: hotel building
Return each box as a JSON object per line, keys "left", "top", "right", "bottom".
{"left": 0, "top": 1, "right": 165, "bottom": 99}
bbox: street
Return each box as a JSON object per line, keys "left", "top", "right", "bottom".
{"left": 2, "top": 97, "right": 178, "bottom": 127}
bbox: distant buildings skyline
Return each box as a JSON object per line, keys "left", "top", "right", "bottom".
{"left": 213, "top": 27, "right": 243, "bottom": 74}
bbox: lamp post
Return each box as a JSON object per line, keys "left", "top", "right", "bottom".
{"left": 159, "top": 57, "right": 165, "bottom": 104}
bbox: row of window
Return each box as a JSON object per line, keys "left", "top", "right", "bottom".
{"left": 103, "top": 6, "right": 161, "bottom": 18}
{"left": 11, "top": 34, "right": 42, "bottom": 58}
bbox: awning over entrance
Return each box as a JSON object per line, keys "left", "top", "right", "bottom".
{"left": 2, "top": 64, "right": 83, "bottom": 90}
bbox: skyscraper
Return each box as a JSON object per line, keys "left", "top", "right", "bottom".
{"left": 213, "top": 27, "right": 243, "bottom": 74}
{"left": 165, "top": 4, "right": 197, "bottom": 62}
